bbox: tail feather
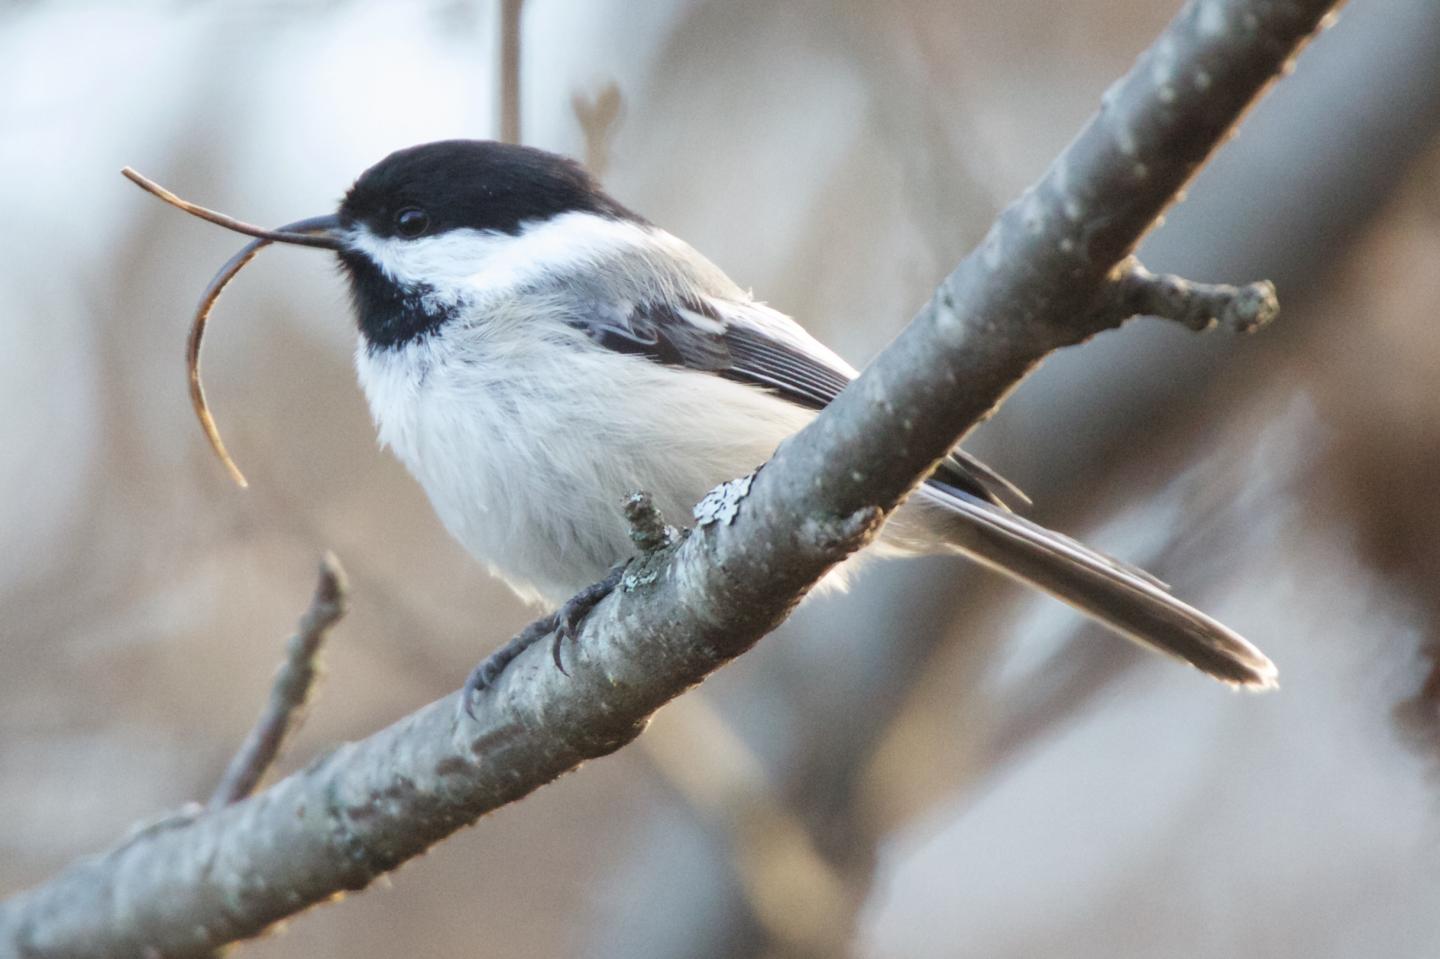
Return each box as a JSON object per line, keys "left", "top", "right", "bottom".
{"left": 913, "top": 485, "right": 1277, "bottom": 688}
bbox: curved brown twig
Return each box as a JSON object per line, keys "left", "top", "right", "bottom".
{"left": 184, "top": 237, "right": 269, "bottom": 488}
{"left": 121, "top": 168, "right": 341, "bottom": 488}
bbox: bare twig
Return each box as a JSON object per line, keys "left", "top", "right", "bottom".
{"left": 572, "top": 82, "right": 623, "bottom": 177}
{"left": 119, "top": 169, "right": 335, "bottom": 249}
{"left": 209, "top": 554, "right": 348, "bottom": 809}
{"left": 499, "top": 0, "right": 524, "bottom": 143}
{"left": 182, "top": 238, "right": 264, "bottom": 489}
{"left": 121, "top": 167, "right": 341, "bottom": 489}
{"left": 623, "top": 490, "right": 678, "bottom": 553}
{"left": 639, "top": 694, "right": 857, "bottom": 956}
{"left": 1103, "top": 256, "right": 1280, "bottom": 333}
{"left": 0, "top": 2, "right": 1336, "bottom": 955}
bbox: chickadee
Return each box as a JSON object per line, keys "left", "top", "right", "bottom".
{"left": 197, "top": 139, "right": 1276, "bottom": 697}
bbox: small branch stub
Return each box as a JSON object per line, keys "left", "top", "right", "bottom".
{"left": 1105, "top": 257, "right": 1280, "bottom": 333}
{"left": 622, "top": 492, "right": 679, "bottom": 592}
{"left": 624, "top": 491, "right": 677, "bottom": 553}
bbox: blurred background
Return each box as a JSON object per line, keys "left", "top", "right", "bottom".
{"left": 4, "top": 0, "right": 1440, "bottom": 956}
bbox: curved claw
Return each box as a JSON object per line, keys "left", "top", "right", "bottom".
{"left": 551, "top": 633, "right": 571, "bottom": 676}
{"left": 459, "top": 657, "right": 508, "bottom": 721}
{"left": 547, "top": 563, "right": 626, "bottom": 677}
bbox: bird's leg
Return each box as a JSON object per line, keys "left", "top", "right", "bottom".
{"left": 459, "top": 615, "right": 559, "bottom": 715}
{"left": 460, "top": 491, "right": 677, "bottom": 720}
{"left": 459, "top": 562, "right": 626, "bottom": 720}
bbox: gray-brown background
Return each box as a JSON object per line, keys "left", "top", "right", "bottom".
{"left": 3, "top": 1, "right": 1439, "bottom": 956}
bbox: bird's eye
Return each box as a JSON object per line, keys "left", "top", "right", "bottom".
{"left": 394, "top": 207, "right": 430, "bottom": 238}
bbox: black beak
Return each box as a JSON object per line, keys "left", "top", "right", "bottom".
{"left": 253, "top": 214, "right": 344, "bottom": 250}
{"left": 196, "top": 215, "right": 345, "bottom": 326}
{"left": 198, "top": 220, "right": 338, "bottom": 311}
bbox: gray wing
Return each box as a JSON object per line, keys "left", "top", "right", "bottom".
{"left": 569, "top": 295, "right": 1029, "bottom": 510}
{"left": 572, "top": 292, "right": 1242, "bottom": 662}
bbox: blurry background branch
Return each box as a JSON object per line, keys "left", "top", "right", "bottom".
{"left": 573, "top": 82, "right": 624, "bottom": 175}
{"left": 208, "top": 555, "right": 347, "bottom": 809}
{"left": 638, "top": 694, "right": 861, "bottom": 956}
{"left": 0, "top": 1, "right": 1340, "bottom": 956}
{"left": 499, "top": 0, "right": 525, "bottom": 144}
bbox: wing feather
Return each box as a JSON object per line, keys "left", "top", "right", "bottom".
{"left": 567, "top": 295, "right": 1028, "bottom": 509}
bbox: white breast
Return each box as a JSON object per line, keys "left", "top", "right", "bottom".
{"left": 355, "top": 314, "right": 816, "bottom": 607}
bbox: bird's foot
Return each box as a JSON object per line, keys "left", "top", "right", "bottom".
{"left": 458, "top": 616, "right": 554, "bottom": 719}
{"left": 547, "top": 563, "right": 626, "bottom": 676}
{"left": 458, "top": 563, "right": 626, "bottom": 721}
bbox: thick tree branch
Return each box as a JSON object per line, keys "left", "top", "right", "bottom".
{"left": 0, "top": 1, "right": 1339, "bottom": 956}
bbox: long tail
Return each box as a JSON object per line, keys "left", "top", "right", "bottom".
{"left": 911, "top": 485, "right": 1277, "bottom": 688}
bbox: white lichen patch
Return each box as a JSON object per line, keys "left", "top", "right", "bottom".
{"left": 621, "top": 566, "right": 660, "bottom": 591}
{"left": 694, "top": 472, "right": 755, "bottom": 527}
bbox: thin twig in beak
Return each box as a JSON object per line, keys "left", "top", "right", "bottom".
{"left": 122, "top": 167, "right": 342, "bottom": 488}
{"left": 121, "top": 168, "right": 340, "bottom": 249}
{"left": 187, "top": 236, "right": 272, "bottom": 488}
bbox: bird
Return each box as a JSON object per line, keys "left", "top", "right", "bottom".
{"left": 184, "top": 138, "right": 1277, "bottom": 706}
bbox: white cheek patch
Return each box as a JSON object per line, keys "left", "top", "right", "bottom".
{"left": 344, "top": 226, "right": 507, "bottom": 296}
{"left": 471, "top": 213, "right": 653, "bottom": 291}
{"left": 344, "top": 213, "right": 656, "bottom": 302}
